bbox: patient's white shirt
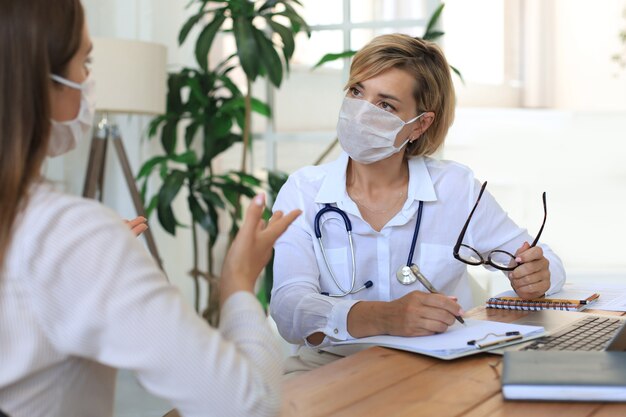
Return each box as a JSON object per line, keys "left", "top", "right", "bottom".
{"left": 0, "top": 183, "right": 282, "bottom": 417}
{"left": 270, "top": 152, "right": 566, "bottom": 346}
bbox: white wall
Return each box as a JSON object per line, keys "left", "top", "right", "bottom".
{"left": 552, "top": 0, "right": 626, "bottom": 110}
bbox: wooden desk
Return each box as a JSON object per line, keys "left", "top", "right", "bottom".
{"left": 281, "top": 307, "right": 626, "bottom": 417}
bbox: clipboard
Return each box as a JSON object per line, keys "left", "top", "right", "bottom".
{"left": 332, "top": 319, "right": 545, "bottom": 360}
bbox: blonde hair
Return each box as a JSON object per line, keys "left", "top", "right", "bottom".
{"left": 346, "top": 33, "right": 456, "bottom": 157}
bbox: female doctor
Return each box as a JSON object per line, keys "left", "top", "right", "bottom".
{"left": 270, "top": 34, "right": 565, "bottom": 369}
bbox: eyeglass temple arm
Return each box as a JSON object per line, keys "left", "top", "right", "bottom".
{"left": 454, "top": 181, "right": 488, "bottom": 255}
{"left": 530, "top": 191, "right": 547, "bottom": 247}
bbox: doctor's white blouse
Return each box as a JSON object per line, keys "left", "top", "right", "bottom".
{"left": 270, "top": 152, "right": 566, "bottom": 347}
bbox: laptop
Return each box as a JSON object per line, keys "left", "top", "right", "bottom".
{"left": 491, "top": 310, "right": 626, "bottom": 354}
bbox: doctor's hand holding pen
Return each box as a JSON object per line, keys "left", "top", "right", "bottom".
{"left": 508, "top": 241, "right": 551, "bottom": 300}
{"left": 219, "top": 194, "right": 302, "bottom": 307}
{"left": 345, "top": 291, "right": 465, "bottom": 338}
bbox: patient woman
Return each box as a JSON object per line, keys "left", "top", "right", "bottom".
{"left": 0, "top": 1, "right": 300, "bottom": 416}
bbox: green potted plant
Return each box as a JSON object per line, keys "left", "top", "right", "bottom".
{"left": 138, "top": 0, "right": 309, "bottom": 325}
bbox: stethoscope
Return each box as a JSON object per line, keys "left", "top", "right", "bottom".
{"left": 314, "top": 200, "right": 424, "bottom": 297}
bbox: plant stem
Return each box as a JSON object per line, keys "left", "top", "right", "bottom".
{"left": 191, "top": 219, "right": 200, "bottom": 312}
{"left": 240, "top": 78, "right": 252, "bottom": 174}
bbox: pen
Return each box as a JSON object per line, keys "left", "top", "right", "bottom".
{"left": 408, "top": 264, "right": 465, "bottom": 325}
{"left": 473, "top": 334, "right": 523, "bottom": 349}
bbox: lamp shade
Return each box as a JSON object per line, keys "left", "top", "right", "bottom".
{"left": 91, "top": 38, "right": 167, "bottom": 115}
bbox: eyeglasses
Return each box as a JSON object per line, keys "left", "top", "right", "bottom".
{"left": 453, "top": 181, "right": 547, "bottom": 271}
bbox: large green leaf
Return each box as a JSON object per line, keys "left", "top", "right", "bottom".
{"left": 185, "top": 122, "right": 201, "bottom": 148}
{"left": 259, "top": 0, "right": 279, "bottom": 13}
{"left": 195, "top": 13, "right": 226, "bottom": 71}
{"left": 157, "top": 170, "right": 186, "bottom": 235}
{"left": 166, "top": 72, "right": 187, "bottom": 114}
{"left": 233, "top": 16, "right": 260, "bottom": 81}
{"left": 233, "top": 171, "right": 262, "bottom": 187}
{"left": 450, "top": 65, "right": 465, "bottom": 85}
{"left": 161, "top": 119, "right": 179, "bottom": 155}
{"left": 268, "top": 20, "right": 295, "bottom": 60}
{"left": 147, "top": 115, "right": 168, "bottom": 138}
{"left": 423, "top": 30, "right": 444, "bottom": 41}
{"left": 159, "top": 170, "right": 186, "bottom": 206}
{"left": 203, "top": 132, "right": 241, "bottom": 162}
{"left": 188, "top": 193, "right": 216, "bottom": 237}
{"left": 267, "top": 170, "right": 288, "bottom": 199}
{"left": 218, "top": 74, "right": 241, "bottom": 97}
{"left": 178, "top": 11, "right": 204, "bottom": 46}
{"left": 251, "top": 98, "right": 271, "bottom": 117}
{"left": 279, "top": 3, "right": 311, "bottom": 36}
{"left": 219, "top": 96, "right": 271, "bottom": 117}
{"left": 313, "top": 50, "right": 357, "bottom": 69}
{"left": 252, "top": 27, "right": 283, "bottom": 87}
{"left": 171, "top": 150, "right": 198, "bottom": 165}
{"left": 186, "top": 75, "right": 210, "bottom": 107}
{"left": 424, "top": 3, "right": 445, "bottom": 37}
{"left": 137, "top": 155, "right": 168, "bottom": 180}
{"left": 204, "top": 200, "right": 220, "bottom": 248}
{"left": 199, "top": 187, "right": 226, "bottom": 210}
{"left": 145, "top": 194, "right": 159, "bottom": 218}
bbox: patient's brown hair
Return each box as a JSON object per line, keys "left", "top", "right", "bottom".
{"left": 0, "top": 0, "right": 84, "bottom": 269}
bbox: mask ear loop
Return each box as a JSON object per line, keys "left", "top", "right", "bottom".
{"left": 50, "top": 74, "right": 83, "bottom": 90}
{"left": 405, "top": 113, "right": 430, "bottom": 154}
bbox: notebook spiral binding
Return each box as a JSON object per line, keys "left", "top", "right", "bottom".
{"left": 486, "top": 298, "right": 579, "bottom": 311}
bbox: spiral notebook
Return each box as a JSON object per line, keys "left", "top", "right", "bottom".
{"left": 486, "top": 290, "right": 600, "bottom": 311}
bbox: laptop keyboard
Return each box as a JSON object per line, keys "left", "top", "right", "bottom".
{"left": 522, "top": 316, "right": 624, "bottom": 351}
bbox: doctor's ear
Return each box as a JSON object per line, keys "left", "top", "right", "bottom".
{"left": 409, "top": 112, "right": 435, "bottom": 142}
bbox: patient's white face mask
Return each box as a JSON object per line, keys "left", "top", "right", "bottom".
{"left": 337, "top": 97, "right": 424, "bottom": 164}
{"left": 48, "top": 73, "right": 96, "bottom": 157}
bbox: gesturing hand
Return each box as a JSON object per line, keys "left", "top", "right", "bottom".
{"left": 124, "top": 216, "right": 148, "bottom": 237}
{"left": 220, "top": 194, "right": 301, "bottom": 305}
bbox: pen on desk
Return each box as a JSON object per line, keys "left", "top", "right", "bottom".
{"left": 408, "top": 264, "right": 466, "bottom": 326}
{"left": 472, "top": 334, "right": 523, "bottom": 349}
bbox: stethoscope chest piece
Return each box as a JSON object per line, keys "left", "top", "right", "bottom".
{"left": 396, "top": 265, "right": 417, "bottom": 285}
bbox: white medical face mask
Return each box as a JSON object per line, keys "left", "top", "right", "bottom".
{"left": 337, "top": 97, "right": 424, "bottom": 164}
{"left": 48, "top": 73, "right": 96, "bottom": 157}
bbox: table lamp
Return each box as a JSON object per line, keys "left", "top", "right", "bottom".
{"left": 85, "top": 38, "right": 167, "bottom": 269}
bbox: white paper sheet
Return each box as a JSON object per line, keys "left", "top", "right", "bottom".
{"left": 560, "top": 283, "right": 626, "bottom": 312}
{"left": 332, "top": 319, "right": 545, "bottom": 360}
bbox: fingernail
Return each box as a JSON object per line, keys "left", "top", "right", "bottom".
{"left": 459, "top": 309, "right": 466, "bottom": 316}
{"left": 253, "top": 194, "right": 264, "bottom": 206}
{"left": 515, "top": 257, "right": 522, "bottom": 263}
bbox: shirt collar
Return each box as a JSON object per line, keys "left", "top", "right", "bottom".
{"left": 315, "top": 152, "right": 350, "bottom": 204}
{"left": 314, "top": 152, "right": 437, "bottom": 205}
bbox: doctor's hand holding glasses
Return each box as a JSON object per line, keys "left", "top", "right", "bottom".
{"left": 453, "top": 181, "right": 550, "bottom": 299}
